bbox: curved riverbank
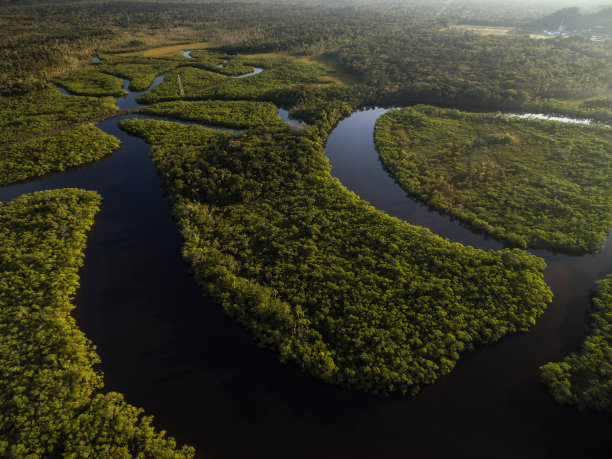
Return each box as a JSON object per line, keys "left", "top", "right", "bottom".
{"left": 1, "top": 65, "right": 612, "bottom": 458}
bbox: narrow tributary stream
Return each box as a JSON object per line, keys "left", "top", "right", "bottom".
{"left": 1, "top": 64, "right": 611, "bottom": 458}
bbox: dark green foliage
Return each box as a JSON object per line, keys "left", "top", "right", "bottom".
{"left": 141, "top": 100, "right": 285, "bottom": 129}
{"left": 0, "top": 89, "right": 117, "bottom": 144}
{"left": 97, "top": 55, "right": 183, "bottom": 91}
{"left": 375, "top": 106, "right": 612, "bottom": 253}
{"left": 54, "top": 70, "right": 126, "bottom": 97}
{"left": 0, "top": 125, "right": 120, "bottom": 185}
{"left": 541, "top": 275, "right": 612, "bottom": 413}
{"left": 136, "top": 67, "right": 228, "bottom": 104}
{"left": 338, "top": 29, "right": 612, "bottom": 107}
{"left": 0, "top": 189, "right": 193, "bottom": 457}
{"left": 121, "top": 118, "right": 552, "bottom": 395}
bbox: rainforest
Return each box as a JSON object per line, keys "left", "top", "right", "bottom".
{"left": 1, "top": 0, "right": 611, "bottom": 458}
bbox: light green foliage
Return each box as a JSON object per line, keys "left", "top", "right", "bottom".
{"left": 0, "top": 90, "right": 117, "bottom": 144}
{"left": 54, "top": 69, "right": 126, "bottom": 97}
{"left": 121, "top": 118, "right": 552, "bottom": 395}
{"left": 182, "top": 62, "right": 329, "bottom": 102}
{"left": 524, "top": 98, "right": 612, "bottom": 125}
{"left": 375, "top": 106, "right": 612, "bottom": 253}
{"left": 188, "top": 50, "right": 257, "bottom": 76}
{"left": 142, "top": 100, "right": 285, "bottom": 129}
{"left": 0, "top": 125, "right": 120, "bottom": 186}
{"left": 119, "top": 118, "right": 232, "bottom": 146}
{"left": 136, "top": 67, "right": 228, "bottom": 104}
{"left": 0, "top": 189, "right": 194, "bottom": 458}
{"left": 541, "top": 275, "right": 612, "bottom": 413}
{"left": 97, "top": 55, "right": 183, "bottom": 91}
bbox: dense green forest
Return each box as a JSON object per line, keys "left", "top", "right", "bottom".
{"left": 142, "top": 100, "right": 285, "bottom": 129}
{"left": 0, "top": 125, "right": 120, "bottom": 185}
{"left": 3, "top": 1, "right": 610, "bottom": 120}
{"left": 54, "top": 69, "right": 126, "bottom": 97}
{"left": 147, "top": 59, "right": 331, "bottom": 103}
{"left": 374, "top": 106, "right": 612, "bottom": 253}
{"left": 0, "top": 1, "right": 611, "bottom": 454}
{"left": 541, "top": 275, "right": 612, "bottom": 413}
{"left": 0, "top": 189, "right": 193, "bottom": 457}
{"left": 0, "top": 90, "right": 117, "bottom": 144}
{"left": 97, "top": 55, "right": 185, "bottom": 91}
{"left": 136, "top": 66, "right": 228, "bottom": 103}
{"left": 337, "top": 30, "right": 612, "bottom": 108}
{"left": 119, "top": 117, "right": 552, "bottom": 394}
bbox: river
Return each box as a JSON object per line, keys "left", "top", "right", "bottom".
{"left": 1, "top": 63, "right": 611, "bottom": 458}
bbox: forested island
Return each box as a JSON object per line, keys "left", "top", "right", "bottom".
{"left": 1, "top": 0, "right": 612, "bottom": 457}
{"left": 0, "top": 189, "right": 193, "bottom": 457}
{"left": 374, "top": 106, "right": 612, "bottom": 253}
{"left": 542, "top": 275, "right": 612, "bottom": 413}
{"left": 120, "top": 116, "right": 552, "bottom": 394}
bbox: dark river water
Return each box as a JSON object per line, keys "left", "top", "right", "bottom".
{"left": 1, "top": 67, "right": 611, "bottom": 458}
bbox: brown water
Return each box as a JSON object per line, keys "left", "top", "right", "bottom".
{"left": 1, "top": 74, "right": 611, "bottom": 458}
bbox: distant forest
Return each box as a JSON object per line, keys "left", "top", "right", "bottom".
{"left": 1, "top": 0, "right": 611, "bottom": 456}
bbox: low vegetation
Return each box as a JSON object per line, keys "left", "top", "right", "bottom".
{"left": 180, "top": 61, "right": 330, "bottom": 102}
{"left": 0, "top": 189, "right": 193, "bottom": 457}
{"left": 141, "top": 100, "right": 285, "bottom": 129}
{"left": 0, "top": 90, "right": 117, "bottom": 144}
{"left": 54, "top": 70, "right": 126, "bottom": 97}
{"left": 97, "top": 55, "right": 183, "bottom": 91}
{"left": 374, "top": 106, "right": 612, "bottom": 253}
{"left": 541, "top": 275, "right": 612, "bottom": 413}
{"left": 0, "top": 125, "right": 120, "bottom": 186}
{"left": 120, "top": 117, "right": 552, "bottom": 395}
{"left": 136, "top": 67, "right": 228, "bottom": 104}
{"left": 188, "top": 50, "right": 257, "bottom": 76}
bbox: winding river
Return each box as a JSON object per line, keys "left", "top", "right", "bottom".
{"left": 1, "top": 63, "right": 612, "bottom": 458}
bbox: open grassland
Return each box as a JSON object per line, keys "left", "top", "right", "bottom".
{"left": 448, "top": 25, "right": 516, "bottom": 36}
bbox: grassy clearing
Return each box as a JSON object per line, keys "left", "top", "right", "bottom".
{"left": 112, "top": 41, "right": 214, "bottom": 58}
{"left": 244, "top": 51, "right": 359, "bottom": 85}
{"left": 449, "top": 25, "right": 516, "bottom": 36}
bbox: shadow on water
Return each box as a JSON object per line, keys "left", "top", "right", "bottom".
{"left": 2, "top": 63, "right": 612, "bottom": 458}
